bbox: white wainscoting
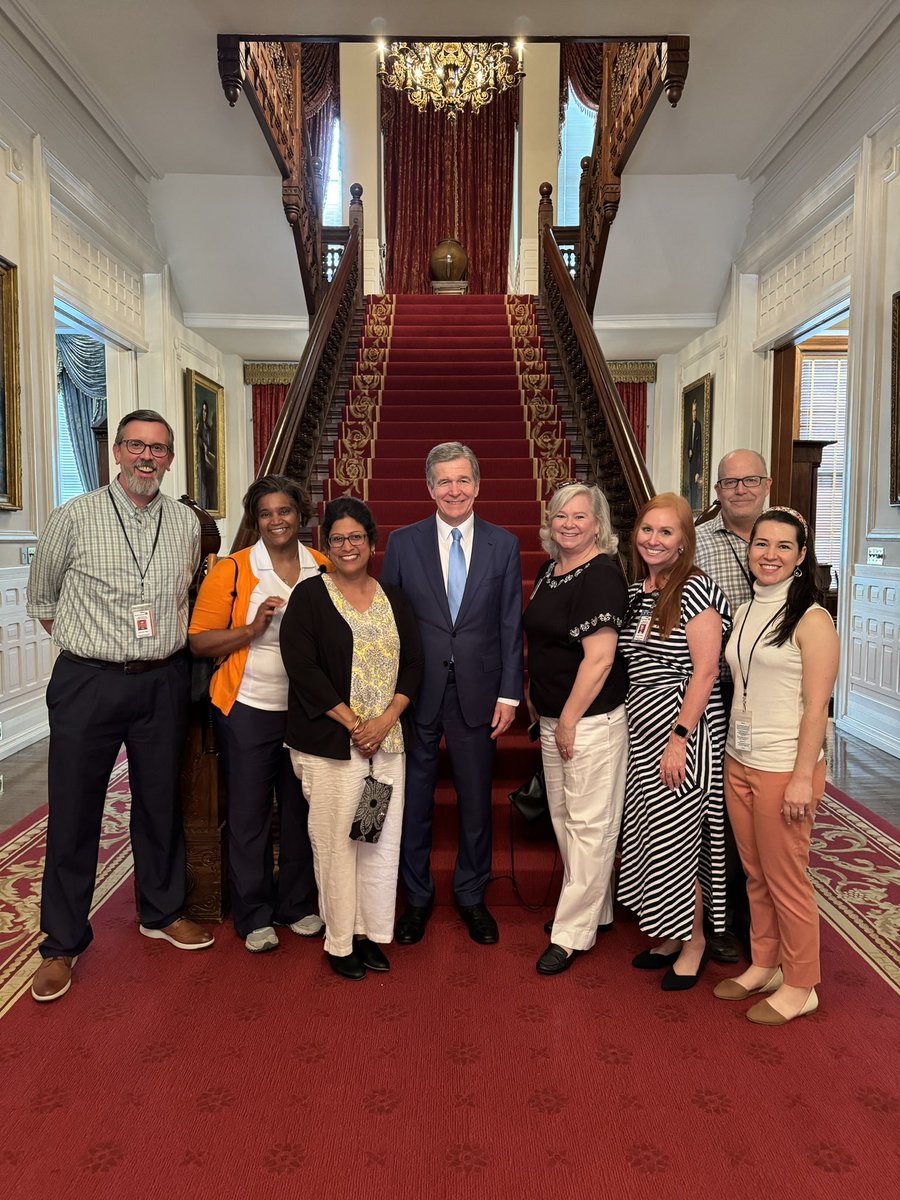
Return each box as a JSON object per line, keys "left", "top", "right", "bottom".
{"left": 839, "top": 568, "right": 900, "bottom": 759}
{"left": 0, "top": 568, "right": 51, "bottom": 759}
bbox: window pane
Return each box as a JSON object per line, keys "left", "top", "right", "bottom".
{"left": 798, "top": 354, "right": 847, "bottom": 588}
{"left": 557, "top": 85, "right": 596, "bottom": 226}
{"left": 56, "top": 389, "right": 87, "bottom": 503}
{"left": 322, "top": 118, "right": 343, "bottom": 226}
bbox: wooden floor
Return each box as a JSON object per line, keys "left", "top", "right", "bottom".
{"left": 1, "top": 727, "right": 897, "bottom": 838}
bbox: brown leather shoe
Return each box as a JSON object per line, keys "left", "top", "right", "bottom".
{"left": 139, "top": 917, "right": 214, "bottom": 950}
{"left": 31, "top": 955, "right": 78, "bottom": 1002}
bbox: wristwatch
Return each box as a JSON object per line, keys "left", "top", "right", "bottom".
{"left": 671, "top": 722, "right": 689, "bottom": 739}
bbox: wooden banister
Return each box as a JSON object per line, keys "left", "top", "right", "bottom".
{"left": 231, "top": 217, "right": 362, "bottom": 552}
{"left": 540, "top": 215, "right": 653, "bottom": 532}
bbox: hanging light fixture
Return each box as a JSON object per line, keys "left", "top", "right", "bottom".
{"left": 377, "top": 40, "right": 525, "bottom": 119}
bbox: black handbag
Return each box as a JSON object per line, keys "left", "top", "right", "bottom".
{"left": 508, "top": 767, "right": 548, "bottom": 823}
{"left": 349, "top": 761, "right": 393, "bottom": 843}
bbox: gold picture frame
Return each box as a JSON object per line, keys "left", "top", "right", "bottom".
{"left": 184, "top": 368, "right": 225, "bottom": 518}
{"left": 891, "top": 290, "right": 900, "bottom": 506}
{"left": 681, "top": 373, "right": 713, "bottom": 515}
{"left": 0, "top": 256, "right": 22, "bottom": 510}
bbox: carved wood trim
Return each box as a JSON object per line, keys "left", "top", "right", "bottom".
{"left": 243, "top": 363, "right": 298, "bottom": 386}
{"left": 540, "top": 223, "right": 653, "bottom": 552}
{"left": 609, "top": 360, "right": 657, "bottom": 384}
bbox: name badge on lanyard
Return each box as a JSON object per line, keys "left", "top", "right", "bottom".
{"left": 733, "top": 708, "right": 753, "bottom": 752}
{"left": 132, "top": 607, "right": 155, "bottom": 639}
{"left": 633, "top": 611, "right": 654, "bottom": 643}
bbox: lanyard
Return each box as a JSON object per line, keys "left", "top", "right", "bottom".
{"left": 723, "top": 533, "right": 754, "bottom": 592}
{"left": 107, "top": 486, "right": 163, "bottom": 598}
{"left": 734, "top": 598, "right": 785, "bottom": 709}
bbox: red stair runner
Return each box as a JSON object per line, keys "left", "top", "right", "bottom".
{"left": 324, "top": 294, "right": 575, "bottom": 905}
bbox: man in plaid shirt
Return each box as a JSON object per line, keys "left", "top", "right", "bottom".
{"left": 695, "top": 448, "right": 771, "bottom": 962}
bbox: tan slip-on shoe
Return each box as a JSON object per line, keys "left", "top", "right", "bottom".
{"left": 713, "top": 968, "right": 784, "bottom": 1001}
{"left": 139, "top": 917, "right": 214, "bottom": 950}
{"left": 746, "top": 987, "right": 818, "bottom": 1025}
{"left": 31, "top": 955, "right": 78, "bottom": 1002}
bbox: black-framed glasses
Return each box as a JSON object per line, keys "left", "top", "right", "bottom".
{"left": 327, "top": 532, "right": 368, "bottom": 548}
{"left": 119, "top": 439, "right": 171, "bottom": 459}
{"left": 716, "top": 475, "right": 766, "bottom": 490}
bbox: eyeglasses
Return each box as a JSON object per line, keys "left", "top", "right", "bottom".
{"left": 119, "top": 439, "right": 171, "bottom": 459}
{"left": 716, "top": 475, "right": 766, "bottom": 490}
{"left": 327, "top": 532, "right": 368, "bottom": 548}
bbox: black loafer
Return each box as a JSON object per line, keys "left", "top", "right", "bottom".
{"left": 457, "top": 902, "right": 499, "bottom": 944}
{"left": 536, "top": 943, "right": 579, "bottom": 975}
{"left": 326, "top": 951, "right": 366, "bottom": 981}
{"left": 707, "top": 931, "right": 741, "bottom": 964}
{"left": 354, "top": 936, "right": 390, "bottom": 972}
{"left": 632, "top": 948, "right": 681, "bottom": 969}
{"left": 394, "top": 904, "right": 431, "bottom": 945}
{"left": 544, "top": 918, "right": 613, "bottom": 935}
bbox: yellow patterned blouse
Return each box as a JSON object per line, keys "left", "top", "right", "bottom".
{"left": 323, "top": 576, "right": 405, "bottom": 754}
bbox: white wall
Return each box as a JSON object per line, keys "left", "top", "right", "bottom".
{"left": 517, "top": 42, "right": 559, "bottom": 294}
{"left": 339, "top": 44, "right": 382, "bottom": 295}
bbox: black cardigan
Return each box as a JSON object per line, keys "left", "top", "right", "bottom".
{"left": 279, "top": 574, "right": 423, "bottom": 760}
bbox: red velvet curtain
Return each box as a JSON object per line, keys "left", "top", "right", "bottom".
{"left": 301, "top": 43, "right": 340, "bottom": 183}
{"left": 559, "top": 42, "right": 603, "bottom": 127}
{"left": 617, "top": 382, "right": 647, "bottom": 455}
{"left": 252, "top": 384, "right": 288, "bottom": 473}
{"left": 382, "top": 86, "right": 518, "bottom": 294}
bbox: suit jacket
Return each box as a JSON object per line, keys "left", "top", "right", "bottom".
{"left": 380, "top": 514, "right": 524, "bottom": 727}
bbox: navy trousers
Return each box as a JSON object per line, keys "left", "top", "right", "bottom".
{"left": 400, "top": 670, "right": 496, "bottom": 907}
{"left": 40, "top": 653, "right": 190, "bottom": 958}
{"left": 214, "top": 701, "right": 316, "bottom": 937}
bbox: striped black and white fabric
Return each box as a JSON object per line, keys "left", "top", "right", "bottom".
{"left": 617, "top": 573, "right": 732, "bottom": 940}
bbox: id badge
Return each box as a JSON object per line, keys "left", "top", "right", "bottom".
{"left": 634, "top": 612, "right": 653, "bottom": 643}
{"left": 733, "top": 711, "right": 753, "bottom": 753}
{"left": 132, "top": 607, "right": 155, "bottom": 639}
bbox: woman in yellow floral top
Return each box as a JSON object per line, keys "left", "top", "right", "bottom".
{"left": 280, "top": 498, "right": 423, "bottom": 980}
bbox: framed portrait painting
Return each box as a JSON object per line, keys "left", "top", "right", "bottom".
{"left": 0, "top": 256, "right": 22, "bottom": 510}
{"left": 681, "top": 373, "right": 713, "bottom": 515}
{"left": 184, "top": 368, "right": 225, "bottom": 518}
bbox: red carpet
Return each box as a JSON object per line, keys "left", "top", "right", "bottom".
{"left": 326, "top": 294, "right": 574, "bottom": 904}
{"left": 1, "top": 884, "right": 898, "bottom": 1199}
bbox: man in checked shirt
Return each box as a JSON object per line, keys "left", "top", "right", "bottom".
{"left": 26, "top": 409, "right": 213, "bottom": 1003}
{"left": 695, "top": 447, "right": 772, "bottom": 963}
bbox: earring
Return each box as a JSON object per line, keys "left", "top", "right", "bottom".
{"left": 678, "top": 546, "right": 684, "bottom": 555}
{"left": 793, "top": 566, "right": 802, "bottom": 577}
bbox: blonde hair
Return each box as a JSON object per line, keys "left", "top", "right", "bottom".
{"left": 540, "top": 483, "right": 619, "bottom": 559}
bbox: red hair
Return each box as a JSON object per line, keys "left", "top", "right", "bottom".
{"left": 630, "top": 493, "right": 700, "bottom": 639}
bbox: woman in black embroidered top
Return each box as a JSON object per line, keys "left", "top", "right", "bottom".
{"left": 523, "top": 483, "right": 629, "bottom": 975}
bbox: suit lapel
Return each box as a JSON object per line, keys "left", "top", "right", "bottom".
{"left": 417, "top": 518, "right": 452, "bottom": 622}
{"left": 456, "top": 517, "right": 492, "bottom": 624}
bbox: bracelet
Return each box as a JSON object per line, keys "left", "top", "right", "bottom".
{"left": 350, "top": 714, "right": 363, "bottom": 734}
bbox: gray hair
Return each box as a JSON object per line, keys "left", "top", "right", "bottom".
{"left": 115, "top": 409, "right": 176, "bottom": 452}
{"left": 425, "top": 442, "right": 480, "bottom": 489}
{"left": 540, "top": 483, "right": 618, "bottom": 559}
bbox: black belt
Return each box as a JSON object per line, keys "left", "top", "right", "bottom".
{"left": 61, "top": 650, "right": 182, "bottom": 675}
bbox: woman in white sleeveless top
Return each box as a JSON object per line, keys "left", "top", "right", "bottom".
{"left": 716, "top": 507, "right": 838, "bottom": 1025}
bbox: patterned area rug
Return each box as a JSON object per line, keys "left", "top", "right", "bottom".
{"left": 812, "top": 787, "right": 900, "bottom": 994}
{"left": 0, "top": 758, "right": 133, "bottom": 1018}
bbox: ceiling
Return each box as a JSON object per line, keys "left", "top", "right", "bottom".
{"left": 11, "top": 0, "right": 895, "bottom": 361}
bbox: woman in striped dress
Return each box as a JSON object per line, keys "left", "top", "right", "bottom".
{"left": 617, "top": 494, "right": 731, "bottom": 990}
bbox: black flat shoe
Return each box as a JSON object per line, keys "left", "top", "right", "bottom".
{"left": 632, "top": 948, "right": 681, "bottom": 969}
{"left": 326, "top": 951, "right": 366, "bottom": 981}
{"left": 354, "top": 936, "right": 390, "bottom": 972}
{"left": 394, "top": 904, "right": 431, "bottom": 945}
{"left": 661, "top": 949, "right": 711, "bottom": 992}
{"left": 536, "top": 943, "right": 579, "bottom": 975}
{"left": 544, "top": 918, "right": 613, "bottom": 935}
{"left": 457, "top": 902, "right": 499, "bottom": 944}
{"left": 707, "top": 930, "right": 741, "bottom": 964}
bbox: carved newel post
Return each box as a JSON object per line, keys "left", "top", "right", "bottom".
{"left": 537, "top": 182, "right": 554, "bottom": 297}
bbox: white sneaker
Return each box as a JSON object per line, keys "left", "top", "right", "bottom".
{"left": 245, "top": 926, "right": 279, "bottom": 953}
{"left": 289, "top": 915, "right": 325, "bottom": 937}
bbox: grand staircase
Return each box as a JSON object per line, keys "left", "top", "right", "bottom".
{"left": 318, "top": 292, "right": 587, "bottom": 904}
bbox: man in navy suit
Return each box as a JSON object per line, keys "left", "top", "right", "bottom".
{"left": 380, "top": 442, "right": 523, "bottom": 944}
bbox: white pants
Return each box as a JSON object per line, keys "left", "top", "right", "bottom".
{"left": 541, "top": 706, "right": 628, "bottom": 951}
{"left": 290, "top": 749, "right": 405, "bottom": 956}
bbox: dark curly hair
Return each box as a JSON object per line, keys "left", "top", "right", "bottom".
{"left": 321, "top": 496, "right": 377, "bottom": 547}
{"left": 242, "top": 474, "right": 312, "bottom": 526}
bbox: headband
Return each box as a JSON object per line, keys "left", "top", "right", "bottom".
{"left": 759, "top": 506, "right": 809, "bottom": 535}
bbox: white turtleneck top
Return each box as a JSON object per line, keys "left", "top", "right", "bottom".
{"left": 724, "top": 576, "right": 826, "bottom": 772}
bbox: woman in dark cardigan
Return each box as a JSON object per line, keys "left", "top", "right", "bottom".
{"left": 280, "top": 497, "right": 422, "bottom": 980}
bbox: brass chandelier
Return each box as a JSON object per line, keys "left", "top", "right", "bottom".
{"left": 377, "top": 40, "right": 525, "bottom": 119}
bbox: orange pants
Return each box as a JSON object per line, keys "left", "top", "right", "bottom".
{"left": 724, "top": 753, "right": 826, "bottom": 988}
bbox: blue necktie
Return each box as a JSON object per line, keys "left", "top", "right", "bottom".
{"left": 447, "top": 527, "right": 466, "bottom": 623}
